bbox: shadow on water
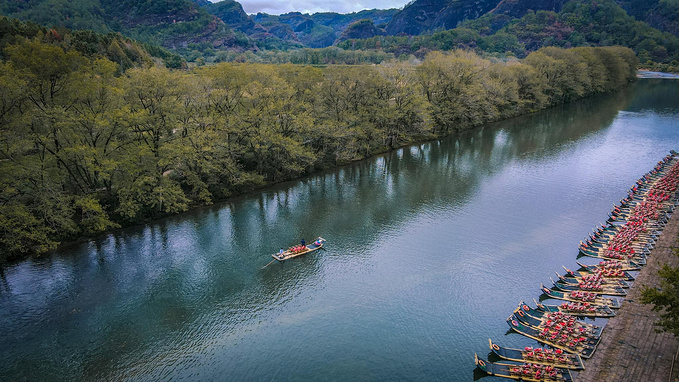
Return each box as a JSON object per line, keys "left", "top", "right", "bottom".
{"left": 0, "top": 84, "right": 639, "bottom": 381}
{"left": 0, "top": 267, "right": 8, "bottom": 293}
{"left": 473, "top": 365, "right": 490, "bottom": 381}
{"left": 626, "top": 79, "right": 679, "bottom": 113}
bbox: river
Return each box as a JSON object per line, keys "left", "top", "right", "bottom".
{"left": 1, "top": 79, "right": 679, "bottom": 381}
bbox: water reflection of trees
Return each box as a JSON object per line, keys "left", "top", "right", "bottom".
{"left": 240, "top": 85, "right": 634, "bottom": 319}
{"left": 626, "top": 79, "right": 679, "bottom": 113}
{"left": 1, "top": 85, "right": 634, "bottom": 380}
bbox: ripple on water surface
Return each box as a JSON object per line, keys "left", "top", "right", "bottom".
{"left": 1, "top": 79, "right": 679, "bottom": 381}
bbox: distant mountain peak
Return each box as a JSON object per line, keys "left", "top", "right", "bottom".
{"left": 337, "top": 19, "right": 386, "bottom": 43}
{"left": 385, "top": 0, "right": 502, "bottom": 35}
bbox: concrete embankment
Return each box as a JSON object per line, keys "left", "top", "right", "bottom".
{"left": 576, "top": 211, "right": 679, "bottom": 381}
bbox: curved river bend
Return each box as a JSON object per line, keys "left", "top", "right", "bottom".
{"left": 2, "top": 79, "right": 679, "bottom": 381}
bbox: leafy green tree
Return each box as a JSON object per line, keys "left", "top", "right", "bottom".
{"left": 73, "top": 195, "right": 119, "bottom": 235}
{"left": 375, "top": 61, "right": 429, "bottom": 148}
{"left": 506, "top": 62, "right": 548, "bottom": 112}
{"left": 416, "top": 51, "right": 493, "bottom": 134}
{"left": 538, "top": 47, "right": 590, "bottom": 101}
{"left": 641, "top": 248, "right": 679, "bottom": 338}
{"left": 524, "top": 50, "right": 570, "bottom": 104}
{"left": 115, "top": 175, "right": 189, "bottom": 220}
{"left": 0, "top": 204, "right": 57, "bottom": 256}
{"left": 117, "top": 66, "right": 189, "bottom": 220}
{"left": 235, "top": 65, "right": 316, "bottom": 180}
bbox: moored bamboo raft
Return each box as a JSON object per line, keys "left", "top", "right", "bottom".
{"left": 474, "top": 152, "right": 679, "bottom": 366}
{"left": 555, "top": 271, "right": 631, "bottom": 289}
{"left": 532, "top": 298, "right": 615, "bottom": 318}
{"left": 512, "top": 307, "right": 603, "bottom": 340}
{"left": 540, "top": 284, "right": 622, "bottom": 309}
{"left": 475, "top": 353, "right": 575, "bottom": 381}
{"left": 506, "top": 315, "right": 599, "bottom": 358}
{"left": 488, "top": 338, "right": 585, "bottom": 370}
{"left": 565, "top": 263, "right": 636, "bottom": 280}
{"left": 550, "top": 277, "right": 628, "bottom": 296}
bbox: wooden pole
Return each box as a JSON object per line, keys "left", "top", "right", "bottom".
{"left": 260, "top": 259, "right": 277, "bottom": 269}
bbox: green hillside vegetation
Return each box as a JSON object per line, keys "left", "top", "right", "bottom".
{"left": 0, "top": 0, "right": 244, "bottom": 53}
{"left": 0, "top": 0, "right": 397, "bottom": 56}
{"left": 339, "top": 0, "right": 679, "bottom": 70}
{"left": 618, "top": 0, "right": 679, "bottom": 36}
{"left": 0, "top": 16, "right": 185, "bottom": 70}
{"left": 0, "top": 31, "right": 636, "bottom": 260}
{"left": 248, "top": 9, "right": 398, "bottom": 48}
{"left": 2, "top": 0, "right": 678, "bottom": 69}
{"left": 641, "top": 244, "right": 679, "bottom": 339}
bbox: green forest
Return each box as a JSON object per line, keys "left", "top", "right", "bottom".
{"left": 2, "top": 0, "right": 678, "bottom": 69}
{"left": 0, "top": 20, "right": 638, "bottom": 260}
{"left": 339, "top": 1, "right": 679, "bottom": 72}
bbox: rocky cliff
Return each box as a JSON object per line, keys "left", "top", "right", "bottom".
{"left": 337, "top": 19, "right": 387, "bottom": 42}
{"left": 385, "top": 0, "right": 502, "bottom": 35}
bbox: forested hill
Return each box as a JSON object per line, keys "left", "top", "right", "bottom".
{"left": 385, "top": 0, "right": 501, "bottom": 35}
{"left": 0, "top": 0, "right": 398, "bottom": 51}
{"left": 340, "top": 0, "right": 679, "bottom": 71}
{"left": 383, "top": 0, "right": 679, "bottom": 37}
{"left": 0, "top": 0, "right": 248, "bottom": 51}
{"left": 3, "top": 0, "right": 679, "bottom": 69}
{"left": 247, "top": 9, "right": 398, "bottom": 48}
{"left": 604, "top": 0, "right": 679, "bottom": 36}
{"left": 0, "top": 16, "right": 183, "bottom": 69}
{"left": 382, "top": 0, "right": 571, "bottom": 35}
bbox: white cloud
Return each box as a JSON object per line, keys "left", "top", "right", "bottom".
{"left": 211, "top": 0, "right": 409, "bottom": 15}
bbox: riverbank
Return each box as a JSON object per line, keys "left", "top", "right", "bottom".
{"left": 0, "top": 45, "right": 639, "bottom": 262}
{"left": 576, "top": 210, "right": 679, "bottom": 381}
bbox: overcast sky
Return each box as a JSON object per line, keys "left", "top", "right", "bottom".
{"left": 215, "top": 0, "right": 410, "bottom": 15}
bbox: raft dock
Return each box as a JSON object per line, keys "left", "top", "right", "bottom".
{"left": 575, "top": 211, "right": 679, "bottom": 382}
{"left": 474, "top": 151, "right": 679, "bottom": 382}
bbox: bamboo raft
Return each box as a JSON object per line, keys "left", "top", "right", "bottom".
{"left": 512, "top": 307, "right": 604, "bottom": 340}
{"left": 475, "top": 354, "right": 575, "bottom": 381}
{"left": 506, "top": 315, "right": 600, "bottom": 358}
{"left": 488, "top": 339, "right": 585, "bottom": 370}
{"left": 272, "top": 237, "right": 326, "bottom": 261}
{"left": 555, "top": 271, "right": 632, "bottom": 289}
{"left": 475, "top": 151, "right": 679, "bottom": 378}
{"left": 540, "top": 284, "right": 622, "bottom": 308}
{"left": 565, "top": 263, "right": 636, "bottom": 280}
{"left": 532, "top": 298, "right": 615, "bottom": 318}
{"left": 550, "top": 277, "right": 628, "bottom": 296}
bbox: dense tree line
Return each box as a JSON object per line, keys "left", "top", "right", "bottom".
{"left": 0, "top": 37, "right": 637, "bottom": 261}
{"left": 212, "top": 47, "right": 395, "bottom": 66}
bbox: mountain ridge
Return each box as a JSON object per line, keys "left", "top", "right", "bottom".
{"left": 3, "top": 0, "right": 679, "bottom": 68}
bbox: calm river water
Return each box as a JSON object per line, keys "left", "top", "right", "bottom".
{"left": 2, "top": 79, "right": 679, "bottom": 382}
